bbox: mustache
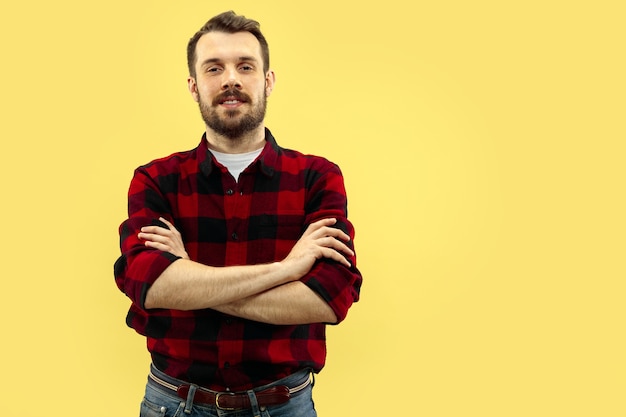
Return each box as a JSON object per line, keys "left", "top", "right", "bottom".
{"left": 212, "top": 89, "right": 252, "bottom": 106}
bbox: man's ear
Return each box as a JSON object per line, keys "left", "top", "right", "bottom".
{"left": 188, "top": 77, "right": 199, "bottom": 102}
{"left": 265, "top": 70, "right": 276, "bottom": 97}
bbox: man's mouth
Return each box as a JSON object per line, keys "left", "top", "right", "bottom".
{"left": 215, "top": 91, "right": 250, "bottom": 106}
{"left": 220, "top": 98, "right": 244, "bottom": 105}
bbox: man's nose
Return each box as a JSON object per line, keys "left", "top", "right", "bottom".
{"left": 222, "top": 68, "right": 242, "bottom": 90}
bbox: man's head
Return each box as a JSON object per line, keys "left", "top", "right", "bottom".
{"left": 186, "top": 11, "right": 275, "bottom": 142}
{"left": 187, "top": 11, "right": 270, "bottom": 78}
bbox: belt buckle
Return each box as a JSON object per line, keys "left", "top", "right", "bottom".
{"left": 215, "top": 392, "right": 236, "bottom": 411}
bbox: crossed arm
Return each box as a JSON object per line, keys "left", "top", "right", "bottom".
{"left": 138, "top": 217, "right": 353, "bottom": 325}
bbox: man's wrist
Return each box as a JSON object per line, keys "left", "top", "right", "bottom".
{"left": 273, "top": 260, "right": 299, "bottom": 283}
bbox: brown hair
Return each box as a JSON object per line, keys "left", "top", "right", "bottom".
{"left": 187, "top": 11, "right": 270, "bottom": 77}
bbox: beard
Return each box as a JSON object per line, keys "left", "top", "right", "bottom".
{"left": 199, "top": 88, "right": 267, "bottom": 140}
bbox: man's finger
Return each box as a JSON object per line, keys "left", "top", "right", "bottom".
{"left": 141, "top": 225, "right": 169, "bottom": 234}
{"left": 321, "top": 247, "right": 351, "bottom": 267}
{"left": 306, "top": 224, "right": 350, "bottom": 243}
{"left": 318, "top": 236, "right": 354, "bottom": 256}
{"left": 138, "top": 232, "right": 172, "bottom": 244}
{"left": 303, "top": 218, "right": 337, "bottom": 236}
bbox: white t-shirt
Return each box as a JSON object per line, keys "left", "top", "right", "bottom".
{"left": 210, "top": 148, "right": 263, "bottom": 182}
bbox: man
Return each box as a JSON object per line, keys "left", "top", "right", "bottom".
{"left": 114, "top": 10, "right": 362, "bottom": 417}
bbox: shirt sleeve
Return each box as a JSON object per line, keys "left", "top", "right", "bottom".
{"left": 300, "top": 161, "right": 363, "bottom": 323}
{"left": 114, "top": 167, "right": 181, "bottom": 310}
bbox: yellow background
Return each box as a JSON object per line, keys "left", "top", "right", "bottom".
{"left": 1, "top": 1, "right": 624, "bottom": 416}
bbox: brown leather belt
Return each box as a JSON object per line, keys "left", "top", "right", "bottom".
{"left": 177, "top": 384, "right": 290, "bottom": 410}
{"left": 149, "top": 371, "right": 311, "bottom": 411}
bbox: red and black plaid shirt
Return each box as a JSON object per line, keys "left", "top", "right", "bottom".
{"left": 114, "top": 129, "right": 362, "bottom": 391}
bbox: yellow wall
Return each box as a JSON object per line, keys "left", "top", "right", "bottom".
{"left": 1, "top": 1, "right": 624, "bottom": 416}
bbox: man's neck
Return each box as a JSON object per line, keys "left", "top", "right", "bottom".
{"left": 205, "top": 125, "right": 266, "bottom": 154}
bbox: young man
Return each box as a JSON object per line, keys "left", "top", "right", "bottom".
{"left": 115, "top": 11, "right": 362, "bottom": 417}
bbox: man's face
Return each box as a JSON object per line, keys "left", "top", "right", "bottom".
{"left": 188, "top": 31, "right": 274, "bottom": 139}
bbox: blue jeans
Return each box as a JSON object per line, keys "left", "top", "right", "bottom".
{"left": 140, "top": 365, "right": 318, "bottom": 417}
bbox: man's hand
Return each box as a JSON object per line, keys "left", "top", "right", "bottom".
{"left": 138, "top": 217, "right": 190, "bottom": 260}
{"left": 280, "top": 217, "right": 354, "bottom": 280}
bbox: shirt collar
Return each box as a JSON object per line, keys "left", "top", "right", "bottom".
{"left": 198, "top": 128, "right": 281, "bottom": 178}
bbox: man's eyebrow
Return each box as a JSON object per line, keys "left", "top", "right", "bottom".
{"left": 200, "top": 56, "right": 259, "bottom": 67}
{"left": 237, "top": 56, "right": 259, "bottom": 63}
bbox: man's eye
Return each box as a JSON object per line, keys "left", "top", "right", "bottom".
{"left": 207, "top": 67, "right": 221, "bottom": 73}
{"left": 240, "top": 65, "right": 253, "bottom": 71}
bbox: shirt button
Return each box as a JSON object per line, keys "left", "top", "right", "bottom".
{"left": 231, "top": 232, "right": 238, "bottom": 240}
{"left": 224, "top": 362, "right": 230, "bottom": 368}
{"left": 226, "top": 189, "right": 234, "bottom": 195}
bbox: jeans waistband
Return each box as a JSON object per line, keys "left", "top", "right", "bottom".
{"left": 148, "top": 363, "right": 313, "bottom": 396}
